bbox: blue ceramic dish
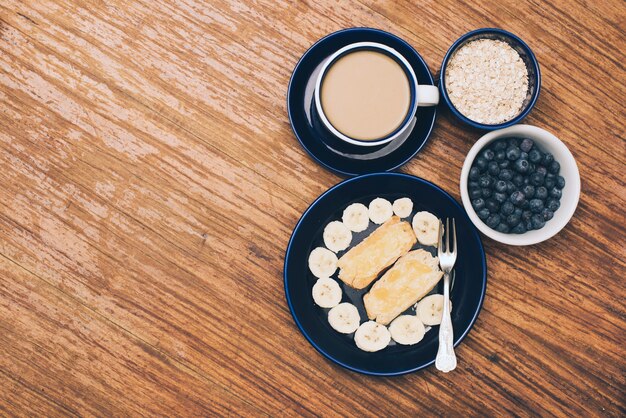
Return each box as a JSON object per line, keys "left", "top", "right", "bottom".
{"left": 283, "top": 173, "right": 487, "bottom": 375}
{"left": 287, "top": 28, "right": 437, "bottom": 177}
{"left": 439, "top": 28, "right": 541, "bottom": 130}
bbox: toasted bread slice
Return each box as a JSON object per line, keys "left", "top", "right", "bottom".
{"left": 337, "top": 216, "right": 416, "bottom": 289}
{"left": 364, "top": 249, "right": 443, "bottom": 325}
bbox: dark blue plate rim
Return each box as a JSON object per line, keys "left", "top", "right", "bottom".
{"left": 286, "top": 27, "right": 437, "bottom": 177}
{"left": 283, "top": 172, "right": 488, "bottom": 376}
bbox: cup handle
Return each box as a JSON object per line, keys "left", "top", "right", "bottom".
{"left": 416, "top": 85, "right": 439, "bottom": 107}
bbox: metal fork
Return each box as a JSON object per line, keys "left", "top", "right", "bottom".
{"left": 436, "top": 218, "right": 457, "bottom": 372}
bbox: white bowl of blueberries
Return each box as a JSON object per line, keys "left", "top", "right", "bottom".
{"left": 460, "top": 125, "right": 580, "bottom": 246}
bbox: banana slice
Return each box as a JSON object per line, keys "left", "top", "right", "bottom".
{"left": 308, "top": 247, "right": 338, "bottom": 279}
{"left": 389, "top": 315, "right": 425, "bottom": 345}
{"left": 368, "top": 198, "right": 393, "bottom": 224}
{"left": 417, "top": 294, "right": 451, "bottom": 326}
{"left": 354, "top": 321, "right": 391, "bottom": 352}
{"left": 342, "top": 203, "right": 369, "bottom": 232}
{"left": 323, "top": 221, "right": 352, "bottom": 253}
{"left": 392, "top": 197, "right": 413, "bottom": 218}
{"left": 328, "top": 303, "right": 360, "bottom": 334}
{"left": 412, "top": 211, "right": 440, "bottom": 246}
{"left": 312, "top": 278, "right": 342, "bottom": 308}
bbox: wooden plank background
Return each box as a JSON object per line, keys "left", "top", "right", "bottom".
{"left": 0, "top": 0, "right": 624, "bottom": 416}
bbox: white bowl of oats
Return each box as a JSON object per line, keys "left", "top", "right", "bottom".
{"left": 440, "top": 28, "right": 541, "bottom": 130}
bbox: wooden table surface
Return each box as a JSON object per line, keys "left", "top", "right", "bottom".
{"left": 1, "top": 0, "right": 624, "bottom": 416}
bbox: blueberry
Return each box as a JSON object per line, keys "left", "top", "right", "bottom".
{"left": 494, "top": 192, "right": 507, "bottom": 204}
{"left": 475, "top": 157, "right": 487, "bottom": 171}
{"left": 506, "top": 181, "right": 517, "bottom": 194}
{"left": 535, "top": 186, "right": 548, "bottom": 200}
{"left": 550, "top": 187, "right": 562, "bottom": 199}
{"left": 486, "top": 199, "right": 500, "bottom": 213}
{"left": 494, "top": 150, "right": 506, "bottom": 162}
{"left": 527, "top": 162, "right": 536, "bottom": 174}
{"left": 481, "top": 149, "right": 495, "bottom": 161}
{"left": 493, "top": 140, "right": 507, "bottom": 151}
{"left": 486, "top": 214, "right": 501, "bottom": 229}
{"left": 530, "top": 172, "right": 545, "bottom": 186}
{"left": 548, "top": 160, "right": 560, "bottom": 174}
{"left": 545, "top": 177, "right": 556, "bottom": 189}
{"left": 495, "top": 180, "right": 508, "bottom": 193}
{"left": 531, "top": 214, "right": 546, "bottom": 230}
{"left": 506, "top": 146, "right": 521, "bottom": 161}
{"left": 541, "top": 208, "right": 554, "bottom": 221}
{"left": 469, "top": 181, "right": 480, "bottom": 190}
{"left": 511, "top": 222, "right": 527, "bottom": 234}
{"left": 472, "top": 198, "right": 486, "bottom": 210}
{"left": 529, "top": 199, "right": 544, "bottom": 213}
{"left": 501, "top": 201, "right": 515, "bottom": 216}
{"left": 498, "top": 169, "right": 513, "bottom": 181}
{"left": 514, "top": 159, "right": 530, "bottom": 173}
{"left": 522, "top": 210, "right": 533, "bottom": 221}
{"left": 528, "top": 149, "right": 542, "bottom": 163}
{"left": 521, "top": 199, "right": 530, "bottom": 209}
{"left": 522, "top": 184, "right": 535, "bottom": 198}
{"left": 523, "top": 177, "right": 530, "bottom": 185}
{"left": 512, "top": 174, "right": 524, "bottom": 186}
{"left": 498, "top": 160, "right": 511, "bottom": 169}
{"left": 543, "top": 153, "right": 554, "bottom": 165}
{"left": 525, "top": 219, "right": 534, "bottom": 231}
{"left": 536, "top": 165, "right": 548, "bottom": 176}
{"left": 556, "top": 176, "right": 566, "bottom": 189}
{"left": 514, "top": 208, "right": 523, "bottom": 217}
{"left": 469, "top": 166, "right": 480, "bottom": 180}
{"left": 506, "top": 213, "right": 521, "bottom": 225}
{"left": 482, "top": 188, "right": 493, "bottom": 198}
{"left": 477, "top": 208, "right": 490, "bottom": 220}
{"left": 510, "top": 191, "right": 526, "bottom": 206}
{"left": 488, "top": 161, "right": 500, "bottom": 175}
{"left": 520, "top": 152, "right": 529, "bottom": 161}
{"left": 507, "top": 138, "right": 520, "bottom": 147}
{"left": 495, "top": 223, "right": 510, "bottom": 233}
{"left": 547, "top": 199, "right": 560, "bottom": 211}
{"left": 520, "top": 138, "right": 534, "bottom": 152}
{"left": 478, "top": 175, "right": 492, "bottom": 188}
{"left": 469, "top": 188, "right": 482, "bottom": 199}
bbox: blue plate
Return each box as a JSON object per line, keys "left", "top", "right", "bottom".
{"left": 284, "top": 173, "right": 487, "bottom": 375}
{"left": 287, "top": 28, "right": 437, "bottom": 177}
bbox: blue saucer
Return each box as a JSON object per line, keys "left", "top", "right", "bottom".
{"left": 284, "top": 173, "right": 487, "bottom": 375}
{"left": 287, "top": 28, "right": 437, "bottom": 177}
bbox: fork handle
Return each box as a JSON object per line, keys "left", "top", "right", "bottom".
{"left": 435, "top": 271, "right": 457, "bottom": 372}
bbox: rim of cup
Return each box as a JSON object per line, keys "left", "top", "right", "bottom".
{"left": 314, "top": 42, "right": 419, "bottom": 147}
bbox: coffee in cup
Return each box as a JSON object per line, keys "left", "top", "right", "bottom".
{"left": 320, "top": 50, "right": 411, "bottom": 141}
{"left": 314, "top": 42, "right": 439, "bottom": 147}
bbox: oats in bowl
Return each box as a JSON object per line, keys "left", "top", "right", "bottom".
{"left": 445, "top": 39, "right": 529, "bottom": 125}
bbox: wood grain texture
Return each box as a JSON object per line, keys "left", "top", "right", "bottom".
{"left": 0, "top": 0, "right": 624, "bottom": 416}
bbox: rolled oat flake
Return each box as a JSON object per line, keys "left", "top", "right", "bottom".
{"left": 445, "top": 39, "right": 529, "bottom": 125}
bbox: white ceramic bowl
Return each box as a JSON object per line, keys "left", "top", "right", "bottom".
{"left": 460, "top": 125, "right": 580, "bottom": 245}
